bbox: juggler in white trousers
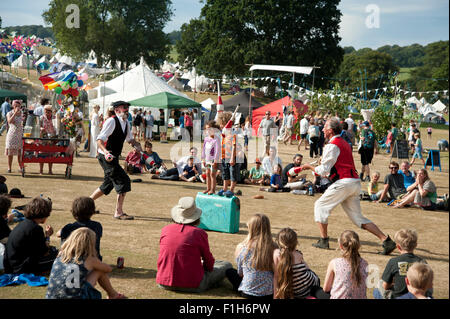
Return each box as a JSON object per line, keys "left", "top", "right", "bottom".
{"left": 314, "top": 178, "right": 372, "bottom": 228}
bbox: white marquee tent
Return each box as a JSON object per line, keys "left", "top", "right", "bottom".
{"left": 11, "top": 54, "right": 30, "bottom": 68}
{"left": 167, "top": 76, "right": 184, "bottom": 91}
{"left": 200, "top": 97, "right": 216, "bottom": 111}
{"left": 432, "top": 100, "right": 447, "bottom": 112}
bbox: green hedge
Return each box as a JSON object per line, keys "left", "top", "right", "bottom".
{"left": 419, "top": 122, "right": 449, "bottom": 130}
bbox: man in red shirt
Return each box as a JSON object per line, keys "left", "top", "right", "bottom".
{"left": 301, "top": 118, "right": 396, "bottom": 255}
{"left": 156, "top": 197, "right": 232, "bottom": 292}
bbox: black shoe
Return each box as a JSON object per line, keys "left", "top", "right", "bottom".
{"left": 312, "top": 237, "right": 329, "bottom": 249}
{"left": 359, "top": 172, "right": 364, "bottom": 181}
{"left": 380, "top": 236, "right": 396, "bottom": 255}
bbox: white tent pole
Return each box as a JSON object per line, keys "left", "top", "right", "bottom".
{"left": 249, "top": 70, "right": 253, "bottom": 121}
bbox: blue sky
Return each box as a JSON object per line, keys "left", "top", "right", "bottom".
{"left": 1, "top": 0, "right": 448, "bottom": 49}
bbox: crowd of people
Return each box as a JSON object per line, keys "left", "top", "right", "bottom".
{"left": 0, "top": 99, "right": 447, "bottom": 300}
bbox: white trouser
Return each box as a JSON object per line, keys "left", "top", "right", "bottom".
{"left": 314, "top": 178, "right": 372, "bottom": 227}
{"left": 146, "top": 126, "right": 153, "bottom": 139}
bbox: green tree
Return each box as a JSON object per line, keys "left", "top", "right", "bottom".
{"left": 377, "top": 44, "right": 425, "bottom": 68}
{"left": 175, "top": 19, "right": 206, "bottom": 70}
{"left": 176, "top": 0, "right": 343, "bottom": 89}
{"left": 336, "top": 49, "right": 398, "bottom": 95}
{"left": 43, "top": 0, "right": 173, "bottom": 69}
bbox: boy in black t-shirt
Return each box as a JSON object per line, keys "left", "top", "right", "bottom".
{"left": 179, "top": 157, "right": 198, "bottom": 182}
{"left": 3, "top": 197, "right": 57, "bottom": 274}
{"left": 57, "top": 197, "right": 103, "bottom": 260}
{"left": 373, "top": 229, "right": 431, "bottom": 299}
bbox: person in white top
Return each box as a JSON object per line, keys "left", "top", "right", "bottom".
{"left": 283, "top": 111, "right": 295, "bottom": 145}
{"left": 345, "top": 114, "right": 355, "bottom": 145}
{"left": 33, "top": 97, "right": 48, "bottom": 117}
{"left": 89, "top": 105, "right": 101, "bottom": 158}
{"left": 89, "top": 101, "right": 142, "bottom": 220}
{"left": 298, "top": 115, "right": 310, "bottom": 151}
{"left": 261, "top": 146, "right": 282, "bottom": 176}
{"left": 300, "top": 118, "right": 396, "bottom": 255}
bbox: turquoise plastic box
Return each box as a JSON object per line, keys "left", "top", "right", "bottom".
{"left": 195, "top": 192, "right": 240, "bottom": 234}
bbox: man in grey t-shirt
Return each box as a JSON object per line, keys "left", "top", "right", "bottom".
{"left": 258, "top": 111, "right": 277, "bottom": 156}
{"left": 377, "top": 161, "right": 407, "bottom": 202}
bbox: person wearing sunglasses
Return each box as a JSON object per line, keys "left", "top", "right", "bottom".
{"left": 90, "top": 101, "right": 142, "bottom": 220}
{"left": 377, "top": 161, "right": 407, "bottom": 203}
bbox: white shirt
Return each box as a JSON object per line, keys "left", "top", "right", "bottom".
{"left": 286, "top": 114, "right": 294, "bottom": 128}
{"left": 33, "top": 105, "right": 44, "bottom": 116}
{"left": 345, "top": 118, "right": 354, "bottom": 131}
{"left": 96, "top": 116, "right": 133, "bottom": 155}
{"left": 300, "top": 118, "right": 309, "bottom": 134}
{"left": 262, "top": 156, "right": 282, "bottom": 175}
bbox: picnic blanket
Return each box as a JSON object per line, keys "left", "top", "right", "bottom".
{"left": 0, "top": 273, "right": 48, "bottom": 287}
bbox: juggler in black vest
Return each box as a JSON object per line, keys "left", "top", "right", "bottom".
{"left": 106, "top": 116, "right": 128, "bottom": 158}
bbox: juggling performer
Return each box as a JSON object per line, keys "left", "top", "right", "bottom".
{"left": 300, "top": 118, "right": 397, "bottom": 255}
{"left": 89, "top": 101, "right": 142, "bottom": 220}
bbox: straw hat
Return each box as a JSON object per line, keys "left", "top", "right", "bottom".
{"left": 44, "top": 104, "right": 53, "bottom": 111}
{"left": 171, "top": 197, "right": 202, "bottom": 224}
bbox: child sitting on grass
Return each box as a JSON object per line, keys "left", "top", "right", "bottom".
{"left": 179, "top": 156, "right": 199, "bottom": 182}
{"left": 124, "top": 148, "right": 143, "bottom": 174}
{"left": 260, "top": 164, "right": 290, "bottom": 192}
{"left": 244, "top": 158, "right": 266, "bottom": 185}
{"left": 141, "top": 141, "right": 167, "bottom": 174}
{"left": 46, "top": 227, "right": 126, "bottom": 299}
{"left": 397, "top": 262, "right": 434, "bottom": 299}
{"left": 373, "top": 228, "right": 432, "bottom": 299}
{"left": 57, "top": 197, "right": 103, "bottom": 260}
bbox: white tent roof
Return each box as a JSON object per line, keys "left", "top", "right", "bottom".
{"left": 249, "top": 64, "right": 313, "bottom": 75}
{"left": 49, "top": 55, "right": 59, "bottom": 63}
{"left": 53, "top": 52, "right": 62, "bottom": 61}
{"left": 79, "top": 65, "right": 114, "bottom": 76}
{"left": 161, "top": 60, "right": 177, "bottom": 73}
{"left": 432, "top": 100, "right": 447, "bottom": 112}
{"left": 418, "top": 103, "right": 434, "bottom": 115}
{"left": 420, "top": 97, "right": 427, "bottom": 105}
{"left": 59, "top": 55, "right": 74, "bottom": 66}
{"left": 11, "top": 55, "right": 30, "bottom": 68}
{"left": 201, "top": 98, "right": 216, "bottom": 111}
{"left": 188, "top": 75, "right": 212, "bottom": 91}
{"left": 89, "top": 57, "right": 189, "bottom": 110}
{"left": 36, "top": 56, "right": 49, "bottom": 65}
{"left": 167, "top": 76, "right": 184, "bottom": 91}
{"left": 407, "top": 96, "right": 422, "bottom": 106}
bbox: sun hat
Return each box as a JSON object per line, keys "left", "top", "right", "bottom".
{"left": 44, "top": 105, "right": 53, "bottom": 111}
{"left": 255, "top": 158, "right": 261, "bottom": 164}
{"left": 171, "top": 197, "right": 202, "bottom": 224}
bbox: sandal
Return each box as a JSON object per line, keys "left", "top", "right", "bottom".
{"left": 114, "top": 213, "right": 134, "bottom": 220}
{"left": 108, "top": 293, "right": 128, "bottom": 299}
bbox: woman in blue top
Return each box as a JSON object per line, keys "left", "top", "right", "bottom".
{"left": 226, "top": 214, "right": 276, "bottom": 299}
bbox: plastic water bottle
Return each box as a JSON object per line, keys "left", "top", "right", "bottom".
{"left": 308, "top": 185, "right": 314, "bottom": 196}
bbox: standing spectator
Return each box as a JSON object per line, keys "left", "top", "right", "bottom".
{"left": 410, "top": 133, "right": 425, "bottom": 166}
{"left": 159, "top": 109, "right": 167, "bottom": 141}
{"left": 242, "top": 116, "right": 251, "bottom": 152}
{"left": 390, "top": 123, "right": 399, "bottom": 154}
{"left": 131, "top": 109, "right": 139, "bottom": 140}
{"left": 426, "top": 126, "right": 432, "bottom": 140}
{"left": 3, "top": 197, "right": 58, "bottom": 274}
{"left": 144, "top": 110, "right": 155, "bottom": 141}
{"left": 0, "top": 97, "right": 11, "bottom": 135}
{"left": 321, "top": 230, "right": 368, "bottom": 299}
{"left": 33, "top": 97, "right": 48, "bottom": 117}
{"left": 273, "top": 228, "right": 321, "bottom": 299}
{"left": 345, "top": 114, "right": 355, "bottom": 145}
{"left": 258, "top": 111, "right": 277, "bottom": 156}
{"left": 139, "top": 109, "right": 145, "bottom": 140}
{"left": 274, "top": 112, "right": 282, "bottom": 133}
{"left": 317, "top": 119, "right": 325, "bottom": 156}
{"left": 307, "top": 118, "right": 320, "bottom": 158}
{"left": 225, "top": 214, "right": 276, "bottom": 299}
{"left": 408, "top": 123, "right": 420, "bottom": 153}
{"left": 184, "top": 111, "right": 193, "bottom": 142}
{"left": 283, "top": 111, "right": 295, "bottom": 145}
{"left": 358, "top": 121, "right": 376, "bottom": 182}
{"left": 89, "top": 105, "right": 101, "bottom": 158}
{"left": 39, "top": 105, "right": 56, "bottom": 175}
{"left": 298, "top": 115, "right": 309, "bottom": 151}
{"left": 156, "top": 197, "right": 232, "bottom": 292}
{"left": 5, "top": 100, "right": 24, "bottom": 174}
{"left": 179, "top": 111, "right": 185, "bottom": 129}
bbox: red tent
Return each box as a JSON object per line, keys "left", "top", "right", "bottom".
{"left": 252, "top": 96, "right": 308, "bottom": 134}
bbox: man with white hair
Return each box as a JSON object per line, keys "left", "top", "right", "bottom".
{"left": 300, "top": 118, "right": 396, "bottom": 255}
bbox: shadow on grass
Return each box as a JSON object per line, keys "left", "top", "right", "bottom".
{"left": 110, "top": 267, "right": 157, "bottom": 280}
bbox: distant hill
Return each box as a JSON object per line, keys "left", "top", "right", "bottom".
{"left": 167, "top": 30, "right": 181, "bottom": 44}
{"left": 3, "top": 25, "right": 54, "bottom": 39}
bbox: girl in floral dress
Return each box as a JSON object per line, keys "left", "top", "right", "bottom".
{"left": 5, "top": 100, "right": 24, "bottom": 173}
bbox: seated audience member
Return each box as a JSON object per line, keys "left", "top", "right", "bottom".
{"left": 152, "top": 147, "right": 201, "bottom": 181}
{"left": 281, "top": 154, "right": 307, "bottom": 190}
{"left": 261, "top": 146, "right": 282, "bottom": 177}
{"left": 0, "top": 195, "right": 13, "bottom": 244}
{"left": 156, "top": 197, "right": 232, "bottom": 292}
{"left": 437, "top": 139, "right": 448, "bottom": 152}
{"left": 373, "top": 229, "right": 431, "bottom": 299}
{"left": 226, "top": 214, "right": 276, "bottom": 299}
{"left": 360, "top": 171, "right": 381, "bottom": 201}
{"left": 3, "top": 197, "right": 58, "bottom": 274}
{"left": 260, "top": 164, "right": 290, "bottom": 193}
{"left": 319, "top": 230, "right": 368, "bottom": 299}
{"left": 392, "top": 169, "right": 444, "bottom": 210}
{"left": 377, "top": 161, "right": 407, "bottom": 203}
{"left": 396, "top": 263, "right": 434, "bottom": 299}
{"left": 179, "top": 156, "right": 199, "bottom": 182}
{"left": 57, "top": 197, "right": 103, "bottom": 260}
{"left": 46, "top": 227, "right": 126, "bottom": 299}
{"left": 273, "top": 228, "right": 321, "bottom": 299}
{"left": 124, "top": 148, "right": 143, "bottom": 174}
{"left": 141, "top": 141, "right": 167, "bottom": 174}
{"left": 244, "top": 158, "right": 266, "bottom": 185}
{"left": 399, "top": 161, "right": 415, "bottom": 189}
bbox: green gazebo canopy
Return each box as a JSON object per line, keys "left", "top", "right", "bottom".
{"left": 0, "top": 88, "right": 27, "bottom": 104}
{"left": 128, "top": 92, "right": 201, "bottom": 109}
